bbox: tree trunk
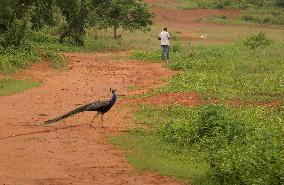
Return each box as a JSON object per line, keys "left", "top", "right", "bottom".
{"left": 113, "top": 25, "right": 118, "bottom": 39}
{"left": 59, "top": 30, "right": 69, "bottom": 44}
{"left": 75, "top": 36, "right": 84, "bottom": 46}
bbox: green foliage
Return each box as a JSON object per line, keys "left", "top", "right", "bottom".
{"left": 2, "top": 15, "right": 31, "bottom": 47}
{"left": 150, "top": 104, "right": 284, "bottom": 185}
{"left": 171, "top": 43, "right": 184, "bottom": 53}
{"left": 212, "top": 0, "right": 231, "bottom": 9}
{"left": 276, "top": 0, "right": 284, "bottom": 7}
{"left": 131, "top": 50, "right": 160, "bottom": 61}
{"left": 57, "top": 0, "right": 93, "bottom": 46}
{"left": 0, "top": 0, "right": 33, "bottom": 32}
{"left": 0, "top": 42, "right": 41, "bottom": 72}
{"left": 179, "top": 0, "right": 284, "bottom": 26}
{"left": 1, "top": 0, "right": 154, "bottom": 48}
{"left": 0, "top": 28, "right": 128, "bottom": 73}
{"left": 0, "top": 79, "right": 40, "bottom": 96}
{"left": 42, "top": 51, "right": 66, "bottom": 68}
{"left": 193, "top": 105, "right": 247, "bottom": 143}
{"left": 132, "top": 37, "right": 284, "bottom": 101}
{"left": 94, "top": 0, "right": 153, "bottom": 38}
{"left": 243, "top": 31, "right": 273, "bottom": 49}
{"left": 31, "top": 0, "right": 57, "bottom": 30}
{"left": 240, "top": 8, "right": 284, "bottom": 25}
{"left": 110, "top": 129, "right": 215, "bottom": 185}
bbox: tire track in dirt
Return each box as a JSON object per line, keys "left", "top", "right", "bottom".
{"left": 0, "top": 52, "right": 187, "bottom": 185}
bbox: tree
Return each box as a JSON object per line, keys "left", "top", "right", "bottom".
{"left": 95, "top": 0, "right": 153, "bottom": 38}
{"left": 276, "top": 0, "right": 284, "bottom": 7}
{"left": 56, "top": 0, "right": 93, "bottom": 46}
{"left": 31, "top": 0, "right": 56, "bottom": 30}
{"left": 0, "top": 0, "right": 34, "bottom": 46}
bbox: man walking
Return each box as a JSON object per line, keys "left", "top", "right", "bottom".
{"left": 158, "top": 27, "right": 171, "bottom": 62}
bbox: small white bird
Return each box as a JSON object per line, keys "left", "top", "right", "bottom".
{"left": 201, "top": 34, "right": 208, "bottom": 39}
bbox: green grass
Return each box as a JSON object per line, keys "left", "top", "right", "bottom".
{"left": 198, "top": 8, "right": 284, "bottom": 27}
{"left": 0, "top": 26, "right": 162, "bottom": 73}
{"left": 111, "top": 103, "right": 284, "bottom": 185}
{"left": 110, "top": 130, "right": 215, "bottom": 185}
{"left": 42, "top": 50, "right": 66, "bottom": 69}
{"left": 0, "top": 43, "right": 41, "bottom": 73}
{"left": 178, "top": 0, "right": 284, "bottom": 10}
{"left": 0, "top": 79, "right": 40, "bottom": 96}
{"left": 132, "top": 37, "right": 284, "bottom": 102}
{"left": 121, "top": 32, "right": 284, "bottom": 184}
{"left": 177, "top": 0, "right": 284, "bottom": 26}
{"left": 127, "top": 85, "right": 141, "bottom": 91}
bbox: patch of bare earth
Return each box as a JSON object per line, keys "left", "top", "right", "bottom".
{"left": 0, "top": 52, "right": 186, "bottom": 185}
{"left": 144, "top": 0, "right": 283, "bottom": 44}
{"left": 126, "top": 92, "right": 282, "bottom": 108}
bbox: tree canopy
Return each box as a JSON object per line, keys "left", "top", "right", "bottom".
{"left": 0, "top": 0, "right": 153, "bottom": 46}
{"left": 94, "top": 0, "right": 153, "bottom": 38}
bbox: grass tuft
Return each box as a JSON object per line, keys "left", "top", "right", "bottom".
{"left": 0, "top": 79, "right": 40, "bottom": 96}
{"left": 109, "top": 130, "right": 215, "bottom": 185}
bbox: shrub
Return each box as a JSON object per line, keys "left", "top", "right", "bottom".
{"left": 276, "top": 0, "right": 284, "bottom": 7}
{"left": 171, "top": 43, "right": 183, "bottom": 53}
{"left": 243, "top": 31, "right": 273, "bottom": 49}
{"left": 2, "top": 16, "right": 31, "bottom": 47}
{"left": 131, "top": 50, "right": 160, "bottom": 61}
{"left": 240, "top": 14, "right": 254, "bottom": 21}
{"left": 194, "top": 105, "right": 247, "bottom": 144}
{"left": 246, "top": 0, "right": 265, "bottom": 7}
{"left": 212, "top": 0, "right": 231, "bottom": 9}
{"left": 158, "top": 105, "right": 284, "bottom": 184}
{"left": 42, "top": 51, "right": 65, "bottom": 69}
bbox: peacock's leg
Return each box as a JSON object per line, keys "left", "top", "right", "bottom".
{"left": 101, "top": 113, "right": 104, "bottom": 128}
{"left": 89, "top": 112, "right": 99, "bottom": 127}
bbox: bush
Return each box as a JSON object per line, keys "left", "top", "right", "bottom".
{"left": 171, "top": 43, "right": 183, "bottom": 53}
{"left": 2, "top": 16, "right": 31, "bottom": 47}
{"left": 42, "top": 51, "right": 65, "bottom": 69}
{"left": 276, "top": 0, "right": 284, "bottom": 7}
{"left": 243, "top": 31, "right": 273, "bottom": 49}
{"left": 194, "top": 105, "right": 247, "bottom": 144}
{"left": 212, "top": 0, "right": 231, "bottom": 9}
{"left": 131, "top": 50, "right": 160, "bottom": 61}
{"left": 246, "top": 0, "right": 265, "bottom": 7}
{"left": 158, "top": 105, "right": 284, "bottom": 184}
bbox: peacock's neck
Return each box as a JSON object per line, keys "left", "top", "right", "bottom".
{"left": 109, "top": 92, "right": 116, "bottom": 106}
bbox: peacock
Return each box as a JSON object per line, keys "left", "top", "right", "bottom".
{"left": 42, "top": 88, "right": 117, "bottom": 127}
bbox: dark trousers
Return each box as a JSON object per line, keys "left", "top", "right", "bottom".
{"left": 161, "top": 45, "right": 170, "bottom": 61}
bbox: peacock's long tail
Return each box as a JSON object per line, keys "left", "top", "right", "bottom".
{"left": 43, "top": 103, "right": 92, "bottom": 125}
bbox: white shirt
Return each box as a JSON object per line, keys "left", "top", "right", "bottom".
{"left": 159, "top": 31, "right": 171, "bottom": 46}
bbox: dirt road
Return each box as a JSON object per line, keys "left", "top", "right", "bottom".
{"left": 0, "top": 52, "right": 182, "bottom": 185}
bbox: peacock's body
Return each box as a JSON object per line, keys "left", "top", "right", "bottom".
{"left": 43, "top": 89, "right": 117, "bottom": 127}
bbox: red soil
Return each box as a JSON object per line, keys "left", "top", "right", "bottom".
{"left": 126, "top": 92, "right": 282, "bottom": 108}
{"left": 144, "top": 0, "right": 283, "bottom": 44}
{"left": 1, "top": 2, "right": 282, "bottom": 184}
{"left": 0, "top": 52, "right": 186, "bottom": 185}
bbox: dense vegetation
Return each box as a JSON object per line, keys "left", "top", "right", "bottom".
{"left": 0, "top": 0, "right": 153, "bottom": 73}
{"left": 115, "top": 32, "right": 284, "bottom": 184}
{"left": 114, "top": 103, "right": 283, "bottom": 184}
{"left": 132, "top": 32, "right": 284, "bottom": 101}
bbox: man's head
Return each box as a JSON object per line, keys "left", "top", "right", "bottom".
{"left": 163, "top": 27, "right": 167, "bottom": 31}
